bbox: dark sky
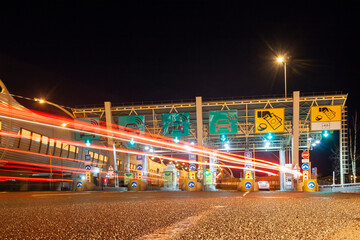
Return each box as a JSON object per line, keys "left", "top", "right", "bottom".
{"left": 0, "top": 2, "right": 357, "bottom": 177}
{"left": 0, "top": 1, "right": 358, "bottom": 109}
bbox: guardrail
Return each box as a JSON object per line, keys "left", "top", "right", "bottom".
{"left": 319, "top": 183, "right": 360, "bottom": 192}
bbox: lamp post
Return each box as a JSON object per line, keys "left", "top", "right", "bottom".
{"left": 277, "top": 56, "right": 287, "bottom": 98}
{"left": 34, "top": 98, "right": 75, "bottom": 119}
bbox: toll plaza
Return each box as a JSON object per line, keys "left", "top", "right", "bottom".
{"left": 71, "top": 91, "right": 348, "bottom": 191}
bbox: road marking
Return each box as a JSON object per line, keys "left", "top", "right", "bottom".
{"left": 243, "top": 191, "right": 250, "bottom": 197}
{"left": 138, "top": 205, "right": 225, "bottom": 240}
{"left": 31, "top": 193, "right": 91, "bottom": 197}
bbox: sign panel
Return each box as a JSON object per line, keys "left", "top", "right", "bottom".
{"left": 189, "top": 171, "right": 196, "bottom": 179}
{"left": 162, "top": 113, "right": 190, "bottom": 136}
{"left": 85, "top": 154, "right": 91, "bottom": 161}
{"left": 124, "top": 173, "right": 133, "bottom": 185}
{"left": 255, "top": 108, "right": 285, "bottom": 133}
{"left": 302, "top": 151, "right": 309, "bottom": 159}
{"left": 244, "top": 181, "right": 252, "bottom": 189}
{"left": 302, "top": 163, "right": 309, "bottom": 171}
{"left": 118, "top": 115, "right": 145, "bottom": 134}
{"left": 307, "top": 180, "right": 315, "bottom": 189}
{"left": 311, "top": 105, "right": 342, "bottom": 131}
{"left": 85, "top": 171, "right": 91, "bottom": 182}
{"left": 245, "top": 170, "right": 252, "bottom": 179}
{"left": 76, "top": 181, "right": 83, "bottom": 188}
{"left": 136, "top": 164, "right": 143, "bottom": 171}
{"left": 189, "top": 154, "right": 196, "bottom": 161}
{"left": 136, "top": 155, "right": 143, "bottom": 161}
{"left": 188, "top": 181, "right": 195, "bottom": 188}
{"left": 164, "top": 172, "right": 173, "bottom": 185}
{"left": 209, "top": 111, "right": 237, "bottom": 135}
{"left": 205, "top": 171, "right": 213, "bottom": 185}
{"left": 303, "top": 170, "right": 309, "bottom": 181}
{"left": 75, "top": 117, "right": 101, "bottom": 140}
{"left": 189, "top": 164, "right": 196, "bottom": 171}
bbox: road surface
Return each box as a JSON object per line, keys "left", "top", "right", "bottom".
{"left": 1, "top": 191, "right": 360, "bottom": 239}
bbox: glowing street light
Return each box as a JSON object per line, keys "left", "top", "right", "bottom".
{"left": 34, "top": 98, "right": 75, "bottom": 119}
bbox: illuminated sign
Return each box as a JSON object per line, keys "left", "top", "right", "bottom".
{"left": 255, "top": 108, "right": 285, "bottom": 133}
{"left": 311, "top": 105, "right": 342, "bottom": 131}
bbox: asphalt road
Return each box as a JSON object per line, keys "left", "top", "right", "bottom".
{"left": 1, "top": 191, "right": 360, "bottom": 240}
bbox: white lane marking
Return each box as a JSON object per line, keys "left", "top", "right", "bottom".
{"left": 138, "top": 205, "right": 225, "bottom": 240}
{"left": 243, "top": 191, "right": 250, "bottom": 197}
{"left": 31, "top": 193, "right": 91, "bottom": 197}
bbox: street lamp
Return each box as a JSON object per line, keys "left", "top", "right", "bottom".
{"left": 34, "top": 98, "right": 76, "bottom": 119}
{"left": 277, "top": 56, "right": 287, "bottom": 98}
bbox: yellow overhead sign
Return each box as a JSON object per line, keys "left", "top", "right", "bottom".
{"left": 311, "top": 105, "right": 342, "bottom": 122}
{"left": 255, "top": 108, "right": 285, "bottom": 133}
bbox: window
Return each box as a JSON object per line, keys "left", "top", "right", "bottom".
{"left": 48, "top": 138, "right": 55, "bottom": 155}
{"left": 40, "top": 136, "right": 49, "bottom": 154}
{"left": 18, "top": 128, "right": 31, "bottom": 150}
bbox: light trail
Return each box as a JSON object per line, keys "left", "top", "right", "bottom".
{"left": 0, "top": 104, "right": 301, "bottom": 176}
{"left": 0, "top": 176, "right": 73, "bottom": 182}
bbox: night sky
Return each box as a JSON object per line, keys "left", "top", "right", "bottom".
{"left": 0, "top": 2, "right": 358, "bottom": 176}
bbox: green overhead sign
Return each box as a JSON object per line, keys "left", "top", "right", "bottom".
{"left": 74, "top": 117, "right": 101, "bottom": 140}
{"left": 209, "top": 111, "right": 238, "bottom": 135}
{"left": 118, "top": 115, "right": 145, "bottom": 133}
{"left": 162, "top": 112, "right": 190, "bottom": 136}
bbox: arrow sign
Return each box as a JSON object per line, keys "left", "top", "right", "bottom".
{"left": 188, "top": 181, "right": 195, "bottom": 188}
{"left": 131, "top": 181, "right": 138, "bottom": 188}
{"left": 85, "top": 165, "right": 91, "bottom": 170}
{"left": 307, "top": 181, "right": 315, "bottom": 189}
{"left": 76, "top": 181, "right": 83, "bottom": 188}
{"left": 189, "top": 164, "right": 196, "bottom": 171}
{"left": 136, "top": 164, "right": 143, "bottom": 171}
{"left": 244, "top": 181, "right": 252, "bottom": 189}
{"left": 301, "top": 163, "right": 309, "bottom": 171}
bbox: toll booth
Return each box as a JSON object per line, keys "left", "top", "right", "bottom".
{"left": 162, "top": 164, "right": 179, "bottom": 191}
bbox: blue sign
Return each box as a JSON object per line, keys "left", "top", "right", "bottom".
{"left": 307, "top": 181, "right": 315, "bottom": 189}
{"left": 131, "top": 181, "right": 138, "bottom": 188}
{"left": 85, "top": 154, "right": 91, "bottom": 161}
{"left": 189, "top": 164, "right": 196, "bottom": 171}
{"left": 76, "top": 181, "right": 83, "bottom": 188}
{"left": 302, "top": 163, "right": 310, "bottom": 171}
{"left": 188, "top": 181, "right": 195, "bottom": 188}
{"left": 136, "top": 155, "right": 143, "bottom": 160}
{"left": 244, "top": 181, "right": 252, "bottom": 189}
{"left": 136, "top": 164, "right": 143, "bottom": 171}
{"left": 85, "top": 165, "right": 91, "bottom": 170}
{"left": 189, "top": 153, "right": 196, "bottom": 160}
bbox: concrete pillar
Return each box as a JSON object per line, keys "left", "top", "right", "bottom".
{"left": 292, "top": 91, "right": 300, "bottom": 171}
{"left": 104, "top": 101, "right": 118, "bottom": 187}
{"left": 279, "top": 148, "right": 286, "bottom": 191}
{"left": 196, "top": 97, "right": 204, "bottom": 189}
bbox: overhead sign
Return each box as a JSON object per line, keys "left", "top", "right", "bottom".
{"left": 302, "top": 163, "right": 309, "bottom": 171}
{"left": 118, "top": 115, "right": 145, "bottom": 134}
{"left": 311, "top": 105, "right": 342, "bottom": 131}
{"left": 209, "top": 111, "right": 238, "bottom": 135}
{"left": 255, "top": 108, "right": 285, "bottom": 133}
{"left": 162, "top": 112, "right": 190, "bottom": 136}
{"left": 74, "top": 117, "right": 101, "bottom": 140}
